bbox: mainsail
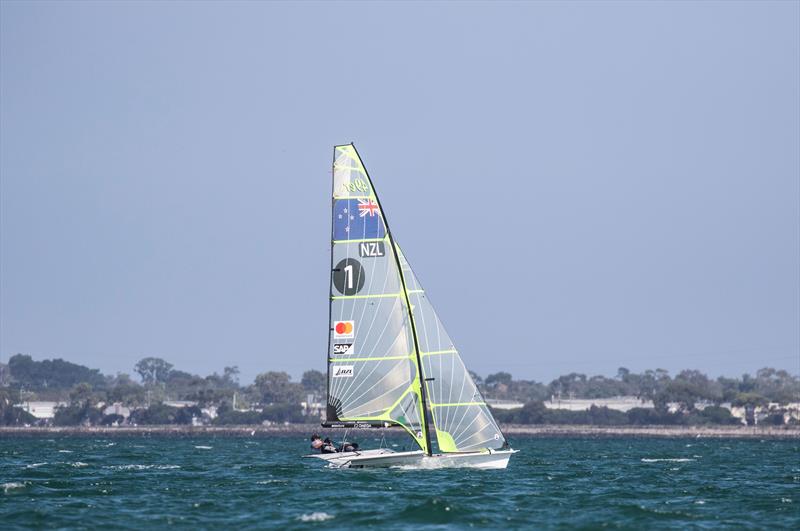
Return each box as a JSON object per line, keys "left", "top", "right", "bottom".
{"left": 326, "top": 144, "right": 506, "bottom": 455}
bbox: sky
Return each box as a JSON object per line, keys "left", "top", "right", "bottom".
{"left": 1, "top": 1, "right": 798, "bottom": 384}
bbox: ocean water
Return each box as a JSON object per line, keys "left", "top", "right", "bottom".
{"left": 1, "top": 434, "right": 798, "bottom": 529}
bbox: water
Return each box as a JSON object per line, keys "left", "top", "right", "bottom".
{"left": 1, "top": 434, "right": 798, "bottom": 529}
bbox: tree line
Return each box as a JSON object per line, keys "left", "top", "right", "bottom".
{"left": 0, "top": 353, "right": 797, "bottom": 427}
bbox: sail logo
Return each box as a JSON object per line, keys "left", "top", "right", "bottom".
{"left": 332, "top": 343, "right": 354, "bottom": 356}
{"left": 333, "top": 199, "right": 385, "bottom": 241}
{"left": 333, "top": 320, "right": 354, "bottom": 339}
{"left": 332, "top": 365, "right": 354, "bottom": 378}
{"left": 343, "top": 178, "right": 370, "bottom": 194}
{"left": 357, "top": 199, "right": 380, "bottom": 217}
{"left": 359, "top": 241, "right": 385, "bottom": 258}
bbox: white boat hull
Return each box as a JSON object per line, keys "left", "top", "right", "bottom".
{"left": 304, "top": 448, "right": 517, "bottom": 469}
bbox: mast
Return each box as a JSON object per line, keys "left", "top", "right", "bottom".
{"left": 349, "top": 143, "right": 434, "bottom": 456}
{"left": 324, "top": 146, "right": 336, "bottom": 423}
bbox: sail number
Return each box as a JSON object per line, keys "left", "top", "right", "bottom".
{"left": 333, "top": 258, "right": 365, "bottom": 295}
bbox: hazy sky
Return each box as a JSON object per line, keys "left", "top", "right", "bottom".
{"left": 1, "top": 1, "right": 798, "bottom": 384}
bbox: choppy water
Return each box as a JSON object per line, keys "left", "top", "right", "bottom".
{"left": 1, "top": 434, "right": 798, "bottom": 529}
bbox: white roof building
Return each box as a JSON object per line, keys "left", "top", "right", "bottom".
{"left": 16, "top": 401, "right": 66, "bottom": 419}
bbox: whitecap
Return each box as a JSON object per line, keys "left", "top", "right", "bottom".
{"left": 297, "top": 512, "right": 334, "bottom": 522}
{"left": 58, "top": 450, "right": 73, "bottom": 453}
{"left": 641, "top": 458, "right": 695, "bottom": 463}
{"left": 72, "top": 462, "right": 89, "bottom": 468}
{"left": 104, "top": 464, "right": 180, "bottom": 470}
{"left": 194, "top": 445, "right": 213, "bottom": 450}
{"left": 694, "top": 500, "right": 706, "bottom": 505}
{"left": 26, "top": 462, "right": 47, "bottom": 468}
{"left": 2, "top": 482, "right": 25, "bottom": 493}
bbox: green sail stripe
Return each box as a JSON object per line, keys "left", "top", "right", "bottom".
{"left": 332, "top": 237, "right": 388, "bottom": 244}
{"left": 329, "top": 355, "right": 411, "bottom": 362}
{"left": 331, "top": 292, "right": 401, "bottom": 300}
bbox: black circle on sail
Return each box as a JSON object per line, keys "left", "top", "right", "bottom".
{"left": 333, "top": 258, "right": 366, "bottom": 295}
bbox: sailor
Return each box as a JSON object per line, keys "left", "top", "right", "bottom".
{"left": 310, "top": 434, "right": 337, "bottom": 454}
{"left": 338, "top": 440, "right": 359, "bottom": 453}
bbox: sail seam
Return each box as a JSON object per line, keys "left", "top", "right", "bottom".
{"left": 420, "top": 349, "right": 458, "bottom": 357}
{"left": 332, "top": 237, "right": 387, "bottom": 244}
{"left": 331, "top": 293, "right": 402, "bottom": 300}
{"left": 329, "top": 355, "right": 411, "bottom": 362}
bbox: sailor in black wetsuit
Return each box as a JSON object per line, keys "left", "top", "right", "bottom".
{"left": 310, "top": 434, "right": 338, "bottom": 454}
{"left": 338, "top": 440, "right": 359, "bottom": 453}
{"left": 310, "top": 434, "right": 359, "bottom": 453}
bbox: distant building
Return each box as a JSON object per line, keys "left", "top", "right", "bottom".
{"left": 301, "top": 397, "right": 325, "bottom": 416}
{"left": 102, "top": 403, "right": 131, "bottom": 419}
{"left": 485, "top": 399, "right": 525, "bottom": 410}
{"left": 163, "top": 400, "right": 198, "bottom": 408}
{"left": 545, "top": 396, "right": 654, "bottom": 412}
{"left": 16, "top": 401, "right": 66, "bottom": 419}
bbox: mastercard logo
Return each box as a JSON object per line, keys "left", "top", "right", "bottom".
{"left": 333, "top": 320, "right": 354, "bottom": 338}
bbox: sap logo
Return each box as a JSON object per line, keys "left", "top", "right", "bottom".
{"left": 359, "top": 241, "right": 385, "bottom": 257}
{"left": 332, "top": 365, "right": 354, "bottom": 378}
{"left": 332, "top": 343, "right": 354, "bottom": 356}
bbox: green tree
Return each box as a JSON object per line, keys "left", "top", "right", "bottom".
{"left": 223, "top": 366, "right": 240, "bottom": 387}
{"left": 254, "top": 371, "right": 302, "bottom": 404}
{"left": 134, "top": 357, "right": 174, "bottom": 386}
{"left": 107, "top": 373, "right": 146, "bottom": 406}
{"left": 301, "top": 370, "right": 326, "bottom": 396}
{"left": 69, "top": 382, "right": 95, "bottom": 408}
{"left": 0, "top": 386, "right": 37, "bottom": 426}
{"left": 8, "top": 354, "right": 106, "bottom": 391}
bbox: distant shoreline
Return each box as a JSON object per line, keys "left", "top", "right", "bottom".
{"left": 1, "top": 424, "right": 797, "bottom": 439}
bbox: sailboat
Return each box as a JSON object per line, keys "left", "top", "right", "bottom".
{"left": 304, "top": 144, "right": 516, "bottom": 469}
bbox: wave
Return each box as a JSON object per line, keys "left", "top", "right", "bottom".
{"left": 194, "top": 446, "right": 213, "bottom": 450}
{"left": 104, "top": 464, "right": 181, "bottom": 470}
{"left": 641, "top": 458, "right": 695, "bottom": 463}
{"left": 58, "top": 450, "right": 73, "bottom": 453}
{"left": 296, "top": 512, "right": 334, "bottom": 522}
{"left": 2, "top": 482, "right": 25, "bottom": 494}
